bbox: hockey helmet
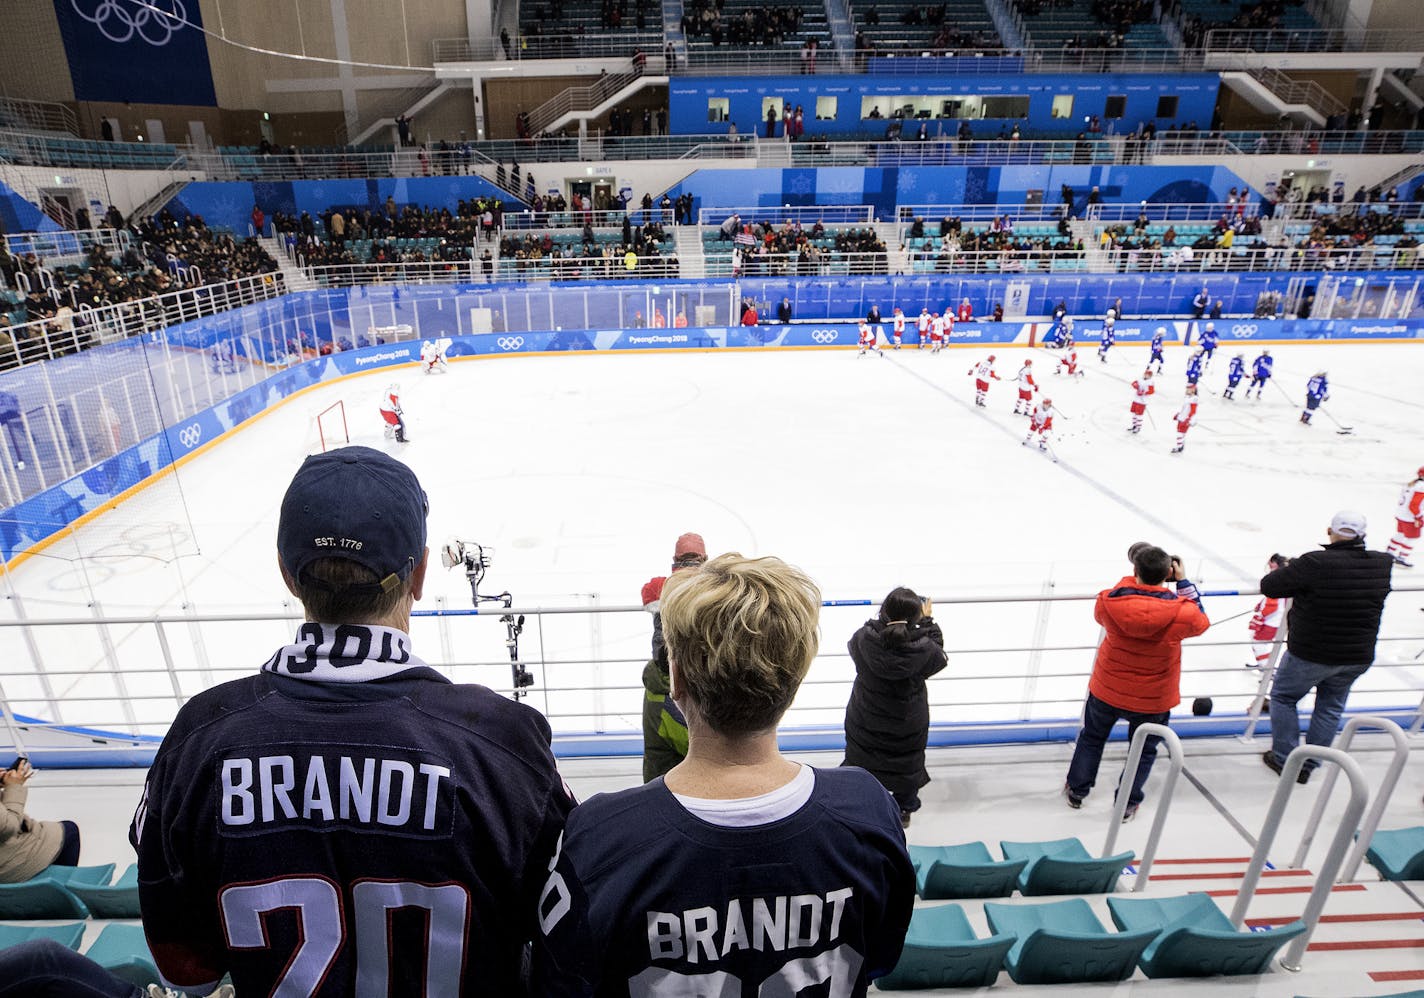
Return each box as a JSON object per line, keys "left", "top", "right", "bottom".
{"left": 1417, "top": 466, "right": 1424, "bottom": 479}
{"left": 1143, "top": 368, "right": 1154, "bottom": 377}
{"left": 1024, "top": 359, "right": 1032, "bottom": 366}
{"left": 1155, "top": 326, "right": 1167, "bottom": 335}
{"left": 1205, "top": 322, "right": 1215, "bottom": 332}
{"left": 1042, "top": 397, "right": 1053, "bottom": 406}
{"left": 987, "top": 354, "right": 996, "bottom": 361}
{"left": 1104, "top": 316, "right": 1115, "bottom": 326}
{"left": 1262, "top": 348, "right": 1271, "bottom": 355}
{"left": 1106, "top": 308, "right": 1117, "bottom": 319}
{"left": 1186, "top": 384, "right": 1198, "bottom": 393}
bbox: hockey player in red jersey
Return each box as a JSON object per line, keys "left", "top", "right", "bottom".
{"left": 1056, "top": 335, "right": 1083, "bottom": 378}
{"left": 858, "top": 320, "right": 882, "bottom": 356}
{"left": 1248, "top": 553, "right": 1290, "bottom": 666}
{"left": 1387, "top": 467, "right": 1424, "bottom": 567}
{"left": 929, "top": 313, "right": 946, "bottom": 353}
{"left": 1013, "top": 359, "right": 1038, "bottom": 414}
{"left": 1170, "top": 384, "right": 1198, "bottom": 453}
{"left": 1023, "top": 397, "right": 1055, "bottom": 450}
{"left": 916, "top": 308, "right": 931, "bottom": 348}
{"left": 891, "top": 306, "right": 906, "bottom": 348}
{"left": 941, "top": 310, "right": 956, "bottom": 348}
{"left": 379, "top": 383, "right": 409, "bottom": 442}
{"left": 969, "top": 354, "right": 1001, "bottom": 406}
{"left": 1128, "top": 368, "right": 1155, "bottom": 433}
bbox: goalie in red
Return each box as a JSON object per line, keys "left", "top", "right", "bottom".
{"left": 379, "top": 383, "right": 410, "bottom": 443}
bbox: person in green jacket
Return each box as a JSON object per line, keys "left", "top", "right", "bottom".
{"left": 640, "top": 532, "right": 706, "bottom": 781}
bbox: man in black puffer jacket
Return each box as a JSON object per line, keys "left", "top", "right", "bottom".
{"left": 1261, "top": 510, "right": 1393, "bottom": 782}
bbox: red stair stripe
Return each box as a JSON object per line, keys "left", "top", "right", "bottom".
{"left": 1204, "top": 884, "right": 1367, "bottom": 898}
{"left": 1150, "top": 868, "right": 1311, "bottom": 882}
{"left": 1308, "top": 939, "right": 1424, "bottom": 952}
{"left": 1371, "top": 970, "right": 1424, "bottom": 983}
{"left": 1147, "top": 857, "right": 1254, "bottom": 865}
{"left": 1249, "top": 912, "right": 1424, "bottom": 927}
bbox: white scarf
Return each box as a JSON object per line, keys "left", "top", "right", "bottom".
{"left": 262, "top": 623, "right": 431, "bottom": 683}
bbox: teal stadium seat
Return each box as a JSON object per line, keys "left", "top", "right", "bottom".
{"left": 1364, "top": 826, "right": 1424, "bottom": 881}
{"left": 875, "top": 902, "right": 1016, "bottom": 990}
{"left": 84, "top": 923, "right": 161, "bottom": 988}
{"left": 67, "top": 862, "right": 141, "bottom": 918}
{"left": 984, "top": 897, "right": 1156, "bottom": 985}
{"left": 0, "top": 921, "right": 85, "bottom": 950}
{"left": 908, "top": 843, "right": 1028, "bottom": 899}
{"left": 1000, "top": 838, "right": 1133, "bottom": 896}
{"left": 0, "top": 863, "right": 114, "bottom": 919}
{"left": 1106, "top": 893, "right": 1307, "bottom": 978}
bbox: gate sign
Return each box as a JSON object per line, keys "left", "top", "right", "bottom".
{"left": 53, "top": 0, "right": 217, "bottom": 106}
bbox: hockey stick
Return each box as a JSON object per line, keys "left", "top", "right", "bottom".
{"left": 1317, "top": 406, "right": 1354, "bottom": 434}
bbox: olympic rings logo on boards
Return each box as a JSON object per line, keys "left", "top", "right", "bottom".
{"left": 178, "top": 423, "right": 202, "bottom": 449}
{"left": 72, "top": 0, "right": 188, "bottom": 46}
{"left": 1230, "top": 324, "right": 1259, "bottom": 337}
{"left": 496, "top": 336, "right": 525, "bottom": 351}
{"left": 810, "top": 330, "right": 839, "bottom": 344}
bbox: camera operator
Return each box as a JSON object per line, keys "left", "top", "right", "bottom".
{"left": 639, "top": 532, "right": 707, "bottom": 782}
{"left": 0, "top": 758, "right": 81, "bottom": 884}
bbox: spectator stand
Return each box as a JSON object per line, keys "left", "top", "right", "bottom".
{"left": 847, "top": 0, "right": 1002, "bottom": 58}
{"left": 0, "top": 129, "right": 181, "bottom": 172}
{"left": 515, "top": 0, "right": 663, "bottom": 59}
{"left": 1174, "top": 0, "right": 1320, "bottom": 52}
{"left": 1011, "top": 0, "right": 1172, "bottom": 53}
{"left": 681, "top": 0, "right": 831, "bottom": 63}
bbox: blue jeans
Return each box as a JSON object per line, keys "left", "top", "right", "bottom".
{"left": 0, "top": 940, "right": 143, "bottom": 998}
{"left": 1268, "top": 649, "right": 1369, "bottom": 771}
{"left": 1065, "top": 693, "right": 1169, "bottom": 807}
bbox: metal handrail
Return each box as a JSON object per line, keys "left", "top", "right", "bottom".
{"left": 699, "top": 205, "right": 877, "bottom": 225}
{"left": 1104, "top": 723, "right": 1182, "bottom": 888}
{"left": 1292, "top": 716, "right": 1410, "bottom": 882}
{"left": 1203, "top": 26, "right": 1424, "bottom": 53}
{"left": 0, "top": 96, "right": 78, "bottom": 136}
{"left": 433, "top": 32, "right": 664, "bottom": 62}
{"left": 1230, "top": 746, "right": 1369, "bottom": 972}
{"left": 527, "top": 67, "right": 644, "bottom": 136}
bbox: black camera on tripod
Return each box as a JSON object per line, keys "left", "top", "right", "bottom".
{"left": 441, "top": 539, "right": 534, "bottom": 699}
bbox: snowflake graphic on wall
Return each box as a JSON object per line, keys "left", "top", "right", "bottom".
{"left": 789, "top": 175, "right": 813, "bottom": 196}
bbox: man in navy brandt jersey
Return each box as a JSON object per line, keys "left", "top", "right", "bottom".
{"left": 533, "top": 553, "right": 915, "bottom": 997}
{"left": 130, "top": 446, "right": 574, "bottom": 996}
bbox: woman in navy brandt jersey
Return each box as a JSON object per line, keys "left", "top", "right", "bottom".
{"left": 533, "top": 553, "right": 915, "bottom": 997}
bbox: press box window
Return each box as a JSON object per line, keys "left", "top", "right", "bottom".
{"left": 815, "top": 96, "right": 838, "bottom": 120}
{"left": 980, "top": 96, "right": 1030, "bottom": 118}
{"left": 707, "top": 98, "right": 729, "bottom": 122}
{"left": 1155, "top": 95, "right": 1179, "bottom": 118}
{"left": 861, "top": 97, "right": 890, "bottom": 119}
{"left": 1050, "top": 95, "right": 1074, "bottom": 119}
{"left": 1104, "top": 95, "right": 1127, "bottom": 119}
{"left": 761, "top": 97, "right": 785, "bottom": 122}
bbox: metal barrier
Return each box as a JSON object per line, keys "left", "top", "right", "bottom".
{"left": 1293, "top": 716, "right": 1411, "bottom": 882}
{"left": 1104, "top": 722, "right": 1183, "bottom": 889}
{"left": 1231, "top": 745, "right": 1370, "bottom": 972}
{"left": 0, "top": 583, "right": 1419, "bottom": 762}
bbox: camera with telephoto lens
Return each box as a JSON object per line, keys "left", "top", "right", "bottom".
{"left": 441, "top": 538, "right": 534, "bottom": 697}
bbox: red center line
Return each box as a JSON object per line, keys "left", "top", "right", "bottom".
{"left": 1150, "top": 868, "right": 1313, "bottom": 882}
{"left": 1205, "top": 884, "right": 1368, "bottom": 898}
{"left": 1249, "top": 912, "right": 1424, "bottom": 927}
{"left": 1308, "top": 939, "right": 1424, "bottom": 952}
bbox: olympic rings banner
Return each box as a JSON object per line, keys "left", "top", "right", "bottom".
{"left": 54, "top": 0, "right": 217, "bottom": 105}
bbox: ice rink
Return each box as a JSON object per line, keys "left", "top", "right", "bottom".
{"left": 2, "top": 336, "right": 1422, "bottom": 738}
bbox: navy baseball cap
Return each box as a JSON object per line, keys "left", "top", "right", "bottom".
{"left": 278, "top": 446, "right": 429, "bottom": 594}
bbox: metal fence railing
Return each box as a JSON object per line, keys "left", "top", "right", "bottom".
{"left": 0, "top": 96, "right": 78, "bottom": 136}
{"left": 1, "top": 583, "right": 1419, "bottom": 757}
{"left": 3, "top": 227, "right": 130, "bottom": 262}
{"left": 1202, "top": 27, "right": 1424, "bottom": 53}
{"left": 432, "top": 31, "right": 664, "bottom": 62}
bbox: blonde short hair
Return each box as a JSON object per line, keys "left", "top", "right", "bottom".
{"left": 660, "top": 553, "right": 821, "bottom": 736}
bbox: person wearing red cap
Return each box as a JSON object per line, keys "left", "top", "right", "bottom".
{"left": 639, "top": 532, "right": 708, "bottom": 781}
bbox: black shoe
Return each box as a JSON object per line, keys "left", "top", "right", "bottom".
{"left": 1262, "top": 750, "right": 1310, "bottom": 784}
{"left": 900, "top": 809, "right": 913, "bottom": 828}
{"left": 1121, "top": 803, "right": 1139, "bottom": 823}
{"left": 1063, "top": 784, "right": 1084, "bottom": 809}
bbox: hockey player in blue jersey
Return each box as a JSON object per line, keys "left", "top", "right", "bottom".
{"left": 1185, "top": 348, "right": 1205, "bottom": 387}
{"left": 1149, "top": 326, "right": 1166, "bottom": 372}
{"left": 533, "top": 553, "right": 915, "bottom": 998}
{"left": 1224, "top": 353, "right": 1246, "bottom": 399}
{"left": 1301, "top": 371, "right": 1329, "bottom": 424}
{"left": 132, "top": 448, "right": 575, "bottom": 997}
{"left": 1098, "top": 317, "right": 1115, "bottom": 362}
{"left": 1247, "top": 349, "right": 1273, "bottom": 400}
{"left": 1198, "top": 322, "right": 1219, "bottom": 366}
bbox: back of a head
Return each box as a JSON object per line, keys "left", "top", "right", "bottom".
{"left": 878, "top": 587, "right": 924, "bottom": 646}
{"left": 1132, "top": 545, "right": 1172, "bottom": 587}
{"left": 660, "top": 553, "right": 821, "bottom": 738}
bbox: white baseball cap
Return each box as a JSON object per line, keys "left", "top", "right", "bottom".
{"left": 1329, "top": 510, "right": 1366, "bottom": 539}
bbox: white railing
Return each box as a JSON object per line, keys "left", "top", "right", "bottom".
{"left": 432, "top": 31, "right": 664, "bottom": 62}
{"left": 0, "top": 582, "right": 1419, "bottom": 760}
{"left": 3, "top": 227, "right": 130, "bottom": 263}
{"left": 896, "top": 202, "right": 1261, "bottom": 227}
{"left": 1203, "top": 27, "right": 1424, "bottom": 53}
{"left": 698, "top": 205, "right": 877, "bottom": 226}
{"left": 0, "top": 96, "right": 78, "bottom": 136}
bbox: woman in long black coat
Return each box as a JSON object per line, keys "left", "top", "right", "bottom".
{"left": 843, "top": 587, "right": 947, "bottom": 826}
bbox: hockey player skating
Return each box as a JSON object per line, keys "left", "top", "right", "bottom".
{"left": 1013, "top": 359, "right": 1038, "bottom": 415}
{"left": 1185, "top": 348, "right": 1205, "bottom": 388}
{"left": 1171, "top": 384, "right": 1198, "bottom": 453}
{"left": 857, "top": 320, "right": 882, "bottom": 357}
{"left": 210, "top": 338, "right": 238, "bottom": 375}
{"left": 379, "top": 383, "right": 409, "bottom": 442}
{"left": 1023, "top": 397, "right": 1055, "bottom": 452}
{"left": 1056, "top": 335, "right": 1084, "bottom": 378}
{"left": 1387, "top": 467, "right": 1424, "bottom": 567}
{"left": 1128, "top": 369, "right": 1155, "bottom": 433}
{"left": 1300, "top": 371, "right": 1329, "bottom": 424}
{"left": 1246, "top": 349, "right": 1273, "bottom": 399}
{"left": 891, "top": 307, "right": 905, "bottom": 349}
{"left": 1223, "top": 353, "right": 1246, "bottom": 399}
{"left": 1098, "top": 317, "right": 1115, "bottom": 362}
{"left": 1149, "top": 326, "right": 1166, "bottom": 372}
{"left": 1198, "top": 322, "right": 1219, "bottom": 367}
{"left": 1247, "top": 553, "right": 1289, "bottom": 666}
{"left": 916, "top": 308, "right": 931, "bottom": 348}
{"left": 969, "top": 354, "right": 1000, "bottom": 406}
{"left": 420, "top": 338, "right": 451, "bottom": 374}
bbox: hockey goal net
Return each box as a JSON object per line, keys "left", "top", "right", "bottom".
{"left": 317, "top": 400, "right": 349, "bottom": 452}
